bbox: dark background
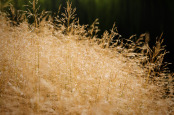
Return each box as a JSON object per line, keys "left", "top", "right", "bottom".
{"left": 3, "top": 0, "right": 174, "bottom": 72}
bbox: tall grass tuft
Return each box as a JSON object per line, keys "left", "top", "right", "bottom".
{"left": 0, "top": 1, "right": 173, "bottom": 114}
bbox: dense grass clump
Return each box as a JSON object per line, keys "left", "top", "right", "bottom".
{"left": 0, "top": 1, "right": 173, "bottom": 114}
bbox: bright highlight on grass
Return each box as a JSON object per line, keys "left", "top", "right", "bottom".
{"left": 0, "top": 0, "right": 173, "bottom": 114}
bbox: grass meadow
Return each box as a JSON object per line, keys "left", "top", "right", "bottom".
{"left": 0, "top": 0, "right": 174, "bottom": 114}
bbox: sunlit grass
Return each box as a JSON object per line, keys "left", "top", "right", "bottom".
{"left": 0, "top": 0, "right": 173, "bottom": 114}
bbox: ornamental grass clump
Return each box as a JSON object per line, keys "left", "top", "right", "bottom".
{"left": 0, "top": 0, "right": 173, "bottom": 114}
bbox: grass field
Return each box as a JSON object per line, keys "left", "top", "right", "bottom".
{"left": 0, "top": 0, "right": 174, "bottom": 114}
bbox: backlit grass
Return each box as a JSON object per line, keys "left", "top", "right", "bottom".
{"left": 0, "top": 1, "right": 173, "bottom": 114}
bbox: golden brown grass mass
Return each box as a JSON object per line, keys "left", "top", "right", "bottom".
{"left": 0, "top": 1, "right": 173, "bottom": 114}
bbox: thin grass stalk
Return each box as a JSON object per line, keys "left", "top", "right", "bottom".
{"left": 70, "top": 63, "right": 72, "bottom": 93}
{"left": 13, "top": 44, "right": 17, "bottom": 83}
{"left": 32, "top": 24, "right": 38, "bottom": 114}
{"left": 37, "top": 38, "right": 40, "bottom": 113}
{"left": 33, "top": 0, "right": 38, "bottom": 28}
{"left": 68, "top": 43, "right": 72, "bottom": 93}
{"left": 106, "top": 72, "right": 112, "bottom": 101}
{"left": 67, "top": 0, "right": 71, "bottom": 34}
{"left": 0, "top": 0, "right": 2, "bottom": 11}
{"left": 96, "top": 75, "right": 102, "bottom": 102}
{"left": 32, "top": 0, "right": 40, "bottom": 112}
{"left": 67, "top": 11, "right": 70, "bottom": 33}
{"left": 32, "top": 37, "right": 40, "bottom": 113}
{"left": 65, "top": 47, "right": 69, "bottom": 90}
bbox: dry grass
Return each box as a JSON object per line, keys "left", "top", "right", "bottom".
{"left": 0, "top": 1, "right": 174, "bottom": 114}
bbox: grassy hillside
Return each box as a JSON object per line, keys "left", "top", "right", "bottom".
{"left": 0, "top": 1, "right": 173, "bottom": 114}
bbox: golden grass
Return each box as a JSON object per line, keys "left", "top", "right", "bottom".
{"left": 0, "top": 1, "right": 174, "bottom": 114}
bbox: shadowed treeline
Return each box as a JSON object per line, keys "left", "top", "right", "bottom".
{"left": 1, "top": 0, "right": 174, "bottom": 71}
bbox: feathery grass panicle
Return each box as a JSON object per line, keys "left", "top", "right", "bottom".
{"left": 88, "top": 18, "right": 100, "bottom": 40}
{"left": 55, "top": 0, "right": 77, "bottom": 35}
{"left": 0, "top": 1, "right": 173, "bottom": 114}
